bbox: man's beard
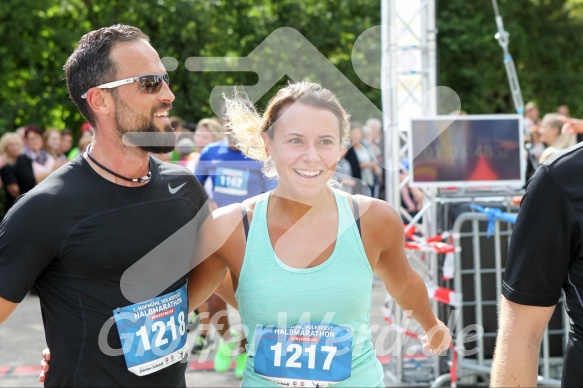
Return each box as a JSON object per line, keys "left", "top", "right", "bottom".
{"left": 114, "top": 98, "right": 176, "bottom": 154}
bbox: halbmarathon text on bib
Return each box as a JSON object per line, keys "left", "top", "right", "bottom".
{"left": 254, "top": 323, "right": 352, "bottom": 386}
{"left": 113, "top": 283, "right": 188, "bottom": 376}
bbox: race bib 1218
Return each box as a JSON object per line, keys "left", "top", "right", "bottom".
{"left": 113, "top": 284, "right": 188, "bottom": 376}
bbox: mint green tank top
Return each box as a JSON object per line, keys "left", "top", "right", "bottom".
{"left": 236, "top": 190, "right": 384, "bottom": 387}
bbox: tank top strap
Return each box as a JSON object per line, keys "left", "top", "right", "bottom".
{"left": 250, "top": 191, "right": 270, "bottom": 230}
{"left": 332, "top": 190, "right": 372, "bottom": 275}
{"left": 240, "top": 192, "right": 272, "bottom": 267}
{"left": 333, "top": 189, "right": 357, "bottom": 238}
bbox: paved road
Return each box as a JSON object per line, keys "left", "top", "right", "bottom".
{"left": 0, "top": 277, "right": 437, "bottom": 387}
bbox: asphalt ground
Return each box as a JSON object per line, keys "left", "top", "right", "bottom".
{"left": 0, "top": 277, "right": 438, "bottom": 387}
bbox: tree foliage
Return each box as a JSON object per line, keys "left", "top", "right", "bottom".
{"left": 2, "top": 0, "right": 583, "bottom": 137}
{"left": 0, "top": 0, "right": 381, "bottom": 137}
{"left": 437, "top": 0, "right": 583, "bottom": 116}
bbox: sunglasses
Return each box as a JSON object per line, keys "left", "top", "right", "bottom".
{"left": 81, "top": 73, "right": 169, "bottom": 99}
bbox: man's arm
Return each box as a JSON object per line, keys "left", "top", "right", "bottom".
{"left": 490, "top": 296, "right": 555, "bottom": 387}
{"left": 0, "top": 296, "right": 18, "bottom": 324}
{"left": 187, "top": 202, "right": 242, "bottom": 312}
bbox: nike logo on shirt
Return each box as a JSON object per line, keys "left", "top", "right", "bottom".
{"left": 168, "top": 182, "right": 187, "bottom": 194}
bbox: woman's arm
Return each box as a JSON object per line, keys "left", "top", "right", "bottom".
{"left": 359, "top": 161, "right": 373, "bottom": 169}
{"left": 187, "top": 254, "right": 228, "bottom": 313}
{"left": 6, "top": 183, "right": 19, "bottom": 198}
{"left": 214, "top": 270, "right": 238, "bottom": 309}
{"left": 364, "top": 198, "right": 450, "bottom": 353}
{"left": 33, "top": 156, "right": 67, "bottom": 183}
{"left": 559, "top": 116, "right": 583, "bottom": 135}
{"left": 187, "top": 203, "right": 243, "bottom": 312}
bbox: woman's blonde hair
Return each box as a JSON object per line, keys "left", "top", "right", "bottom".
{"left": 0, "top": 132, "right": 24, "bottom": 163}
{"left": 226, "top": 81, "right": 350, "bottom": 178}
{"left": 196, "top": 118, "right": 225, "bottom": 143}
{"left": 0, "top": 132, "right": 23, "bottom": 161}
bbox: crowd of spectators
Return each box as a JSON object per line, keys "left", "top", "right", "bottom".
{"left": 4, "top": 99, "right": 579, "bottom": 222}
{"left": 0, "top": 124, "right": 74, "bottom": 216}
{"left": 0, "top": 114, "right": 388, "bottom": 219}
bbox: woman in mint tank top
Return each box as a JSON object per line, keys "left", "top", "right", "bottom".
{"left": 188, "top": 81, "right": 452, "bottom": 387}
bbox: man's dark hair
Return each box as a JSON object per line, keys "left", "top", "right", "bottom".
{"left": 64, "top": 24, "right": 149, "bottom": 126}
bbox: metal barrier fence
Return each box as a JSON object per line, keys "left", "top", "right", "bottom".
{"left": 383, "top": 209, "right": 569, "bottom": 386}
{"left": 433, "top": 211, "right": 567, "bottom": 387}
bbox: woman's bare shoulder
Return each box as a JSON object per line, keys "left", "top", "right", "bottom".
{"left": 350, "top": 194, "right": 401, "bottom": 222}
{"left": 352, "top": 194, "right": 404, "bottom": 241}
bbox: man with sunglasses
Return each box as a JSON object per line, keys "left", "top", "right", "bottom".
{"left": 0, "top": 24, "right": 208, "bottom": 386}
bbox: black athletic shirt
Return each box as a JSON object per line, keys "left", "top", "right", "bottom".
{"left": 0, "top": 155, "right": 208, "bottom": 387}
{"left": 503, "top": 142, "right": 583, "bottom": 385}
{"left": 0, "top": 154, "right": 36, "bottom": 213}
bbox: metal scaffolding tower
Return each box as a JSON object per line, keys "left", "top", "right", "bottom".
{"left": 382, "top": 0, "right": 437, "bottom": 212}
{"left": 381, "top": 0, "right": 440, "bottom": 383}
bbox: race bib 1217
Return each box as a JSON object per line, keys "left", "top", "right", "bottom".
{"left": 254, "top": 323, "right": 352, "bottom": 386}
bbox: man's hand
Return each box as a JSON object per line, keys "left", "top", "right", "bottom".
{"left": 38, "top": 348, "right": 50, "bottom": 383}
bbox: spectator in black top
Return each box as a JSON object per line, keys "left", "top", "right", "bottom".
{"left": 0, "top": 132, "right": 36, "bottom": 215}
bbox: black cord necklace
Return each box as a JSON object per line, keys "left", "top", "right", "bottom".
{"left": 85, "top": 145, "right": 152, "bottom": 183}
